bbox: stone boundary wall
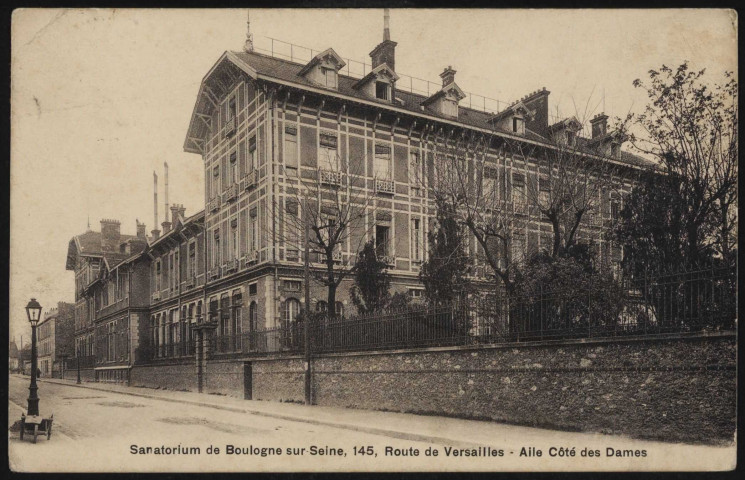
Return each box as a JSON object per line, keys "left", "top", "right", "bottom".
{"left": 62, "top": 368, "right": 95, "bottom": 383}
{"left": 251, "top": 333, "right": 736, "bottom": 444}
{"left": 131, "top": 362, "right": 196, "bottom": 392}
{"left": 204, "top": 359, "right": 244, "bottom": 397}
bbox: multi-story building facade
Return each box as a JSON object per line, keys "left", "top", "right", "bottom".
{"left": 65, "top": 12, "right": 649, "bottom": 381}
{"left": 66, "top": 219, "right": 149, "bottom": 380}
{"left": 37, "top": 302, "right": 74, "bottom": 377}
{"left": 181, "top": 15, "right": 647, "bottom": 349}
{"left": 148, "top": 206, "right": 206, "bottom": 361}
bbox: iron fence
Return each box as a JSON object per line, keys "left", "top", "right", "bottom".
{"left": 200, "top": 265, "right": 734, "bottom": 356}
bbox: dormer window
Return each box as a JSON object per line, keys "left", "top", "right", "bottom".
{"left": 376, "top": 81, "right": 391, "bottom": 101}
{"left": 566, "top": 130, "right": 576, "bottom": 147}
{"left": 298, "top": 48, "right": 346, "bottom": 91}
{"left": 322, "top": 67, "right": 337, "bottom": 89}
{"left": 611, "top": 143, "right": 621, "bottom": 158}
{"left": 512, "top": 117, "right": 525, "bottom": 134}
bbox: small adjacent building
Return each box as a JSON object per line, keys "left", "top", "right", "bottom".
{"left": 37, "top": 302, "right": 75, "bottom": 377}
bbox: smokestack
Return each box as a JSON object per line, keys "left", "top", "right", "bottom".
{"left": 151, "top": 171, "right": 160, "bottom": 240}
{"left": 161, "top": 162, "right": 172, "bottom": 233}
{"left": 164, "top": 162, "right": 169, "bottom": 223}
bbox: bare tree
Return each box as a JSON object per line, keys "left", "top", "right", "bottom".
{"left": 506, "top": 119, "right": 628, "bottom": 262}
{"left": 279, "top": 150, "right": 376, "bottom": 319}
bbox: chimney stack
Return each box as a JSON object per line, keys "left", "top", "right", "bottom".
{"left": 100, "top": 219, "right": 121, "bottom": 250}
{"left": 370, "top": 8, "right": 397, "bottom": 71}
{"left": 590, "top": 113, "right": 609, "bottom": 139}
{"left": 440, "top": 66, "right": 456, "bottom": 87}
{"left": 136, "top": 219, "right": 147, "bottom": 239}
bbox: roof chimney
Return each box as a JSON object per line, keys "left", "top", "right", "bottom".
{"left": 590, "top": 113, "right": 609, "bottom": 139}
{"left": 100, "top": 219, "right": 121, "bottom": 251}
{"left": 440, "top": 66, "right": 456, "bottom": 87}
{"left": 136, "top": 219, "right": 147, "bottom": 239}
{"left": 370, "top": 8, "right": 397, "bottom": 71}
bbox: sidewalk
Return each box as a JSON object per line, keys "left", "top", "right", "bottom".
{"left": 34, "top": 375, "right": 731, "bottom": 453}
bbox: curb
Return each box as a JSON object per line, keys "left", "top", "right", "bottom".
{"left": 37, "top": 378, "right": 485, "bottom": 448}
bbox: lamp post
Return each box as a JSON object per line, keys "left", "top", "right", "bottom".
{"left": 25, "top": 298, "right": 42, "bottom": 416}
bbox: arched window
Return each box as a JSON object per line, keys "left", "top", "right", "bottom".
{"left": 232, "top": 292, "right": 243, "bottom": 352}
{"left": 335, "top": 302, "right": 344, "bottom": 318}
{"left": 316, "top": 301, "right": 328, "bottom": 313}
{"left": 282, "top": 298, "right": 301, "bottom": 325}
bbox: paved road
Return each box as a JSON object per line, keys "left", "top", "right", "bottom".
{"left": 7, "top": 375, "right": 736, "bottom": 473}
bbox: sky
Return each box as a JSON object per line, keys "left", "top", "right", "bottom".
{"left": 9, "top": 8, "right": 737, "bottom": 346}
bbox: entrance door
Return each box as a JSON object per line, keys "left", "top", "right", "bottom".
{"left": 243, "top": 362, "right": 252, "bottom": 400}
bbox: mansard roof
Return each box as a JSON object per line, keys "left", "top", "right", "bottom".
{"left": 184, "top": 50, "right": 653, "bottom": 169}
{"left": 66, "top": 230, "right": 138, "bottom": 271}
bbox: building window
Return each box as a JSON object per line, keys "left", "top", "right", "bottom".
{"left": 408, "top": 288, "right": 423, "bottom": 299}
{"left": 442, "top": 99, "right": 458, "bottom": 117}
{"left": 374, "top": 144, "right": 391, "bottom": 179}
{"left": 213, "top": 230, "right": 221, "bottom": 268}
{"left": 228, "top": 97, "right": 236, "bottom": 121}
{"left": 232, "top": 292, "right": 242, "bottom": 351}
{"left": 512, "top": 116, "right": 525, "bottom": 134}
{"left": 375, "top": 81, "right": 391, "bottom": 101}
{"left": 155, "top": 260, "right": 161, "bottom": 291}
{"left": 188, "top": 241, "right": 196, "bottom": 279}
{"left": 249, "top": 301, "right": 258, "bottom": 332}
{"left": 566, "top": 130, "right": 576, "bottom": 147}
{"left": 230, "top": 151, "right": 238, "bottom": 184}
{"left": 412, "top": 218, "right": 422, "bottom": 262}
{"left": 375, "top": 224, "right": 390, "bottom": 258}
{"left": 319, "top": 133, "right": 338, "bottom": 171}
{"left": 248, "top": 136, "right": 257, "bottom": 172}
{"left": 512, "top": 173, "right": 526, "bottom": 206}
{"left": 483, "top": 167, "right": 498, "bottom": 200}
{"left": 335, "top": 301, "right": 344, "bottom": 318}
{"left": 250, "top": 213, "right": 258, "bottom": 253}
{"left": 410, "top": 151, "right": 422, "bottom": 194}
{"left": 283, "top": 280, "right": 301, "bottom": 292}
{"left": 611, "top": 201, "right": 620, "bottom": 220}
{"left": 231, "top": 220, "right": 239, "bottom": 261}
{"left": 284, "top": 126, "right": 298, "bottom": 176}
{"left": 512, "top": 233, "right": 526, "bottom": 263}
{"left": 611, "top": 143, "right": 620, "bottom": 158}
{"left": 248, "top": 283, "right": 257, "bottom": 296}
{"left": 316, "top": 301, "right": 328, "bottom": 313}
{"left": 539, "top": 176, "right": 550, "bottom": 206}
{"left": 284, "top": 298, "right": 301, "bottom": 323}
{"left": 321, "top": 67, "right": 337, "bottom": 89}
{"left": 212, "top": 166, "right": 220, "bottom": 197}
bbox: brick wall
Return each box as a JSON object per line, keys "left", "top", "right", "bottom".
{"left": 250, "top": 333, "right": 736, "bottom": 444}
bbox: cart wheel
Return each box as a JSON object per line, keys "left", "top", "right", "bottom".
{"left": 33, "top": 425, "right": 38, "bottom": 444}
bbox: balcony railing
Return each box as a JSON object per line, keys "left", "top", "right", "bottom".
{"left": 224, "top": 184, "right": 237, "bottom": 203}
{"left": 246, "top": 250, "right": 260, "bottom": 266}
{"left": 208, "top": 196, "right": 220, "bottom": 213}
{"left": 319, "top": 169, "right": 342, "bottom": 186}
{"left": 375, "top": 178, "right": 395, "bottom": 195}
{"left": 208, "top": 267, "right": 221, "bottom": 281}
{"left": 379, "top": 254, "right": 395, "bottom": 266}
{"left": 224, "top": 117, "right": 236, "bottom": 138}
{"left": 243, "top": 169, "right": 258, "bottom": 190}
{"left": 226, "top": 258, "right": 240, "bottom": 273}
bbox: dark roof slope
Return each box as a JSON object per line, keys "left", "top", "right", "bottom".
{"left": 229, "top": 51, "right": 653, "bottom": 168}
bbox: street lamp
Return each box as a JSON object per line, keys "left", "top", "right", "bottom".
{"left": 25, "top": 298, "right": 42, "bottom": 416}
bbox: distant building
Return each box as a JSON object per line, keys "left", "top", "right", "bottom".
{"left": 37, "top": 302, "right": 75, "bottom": 377}
{"left": 9, "top": 340, "right": 19, "bottom": 372}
